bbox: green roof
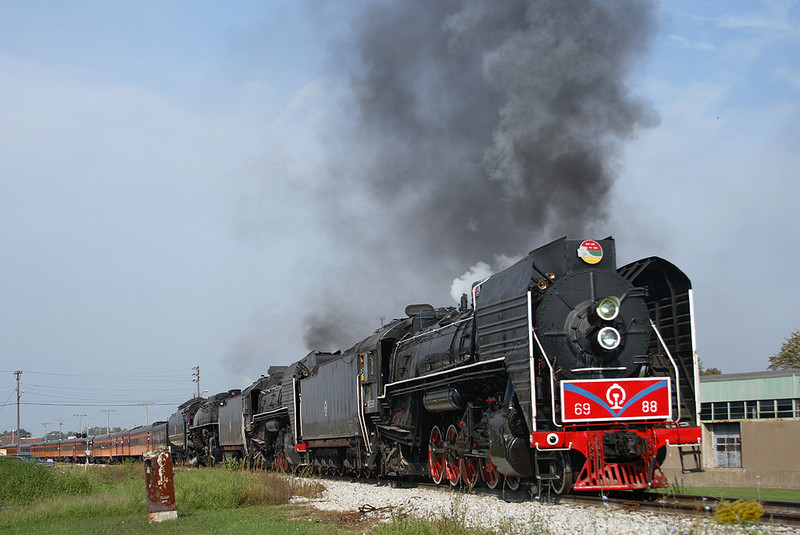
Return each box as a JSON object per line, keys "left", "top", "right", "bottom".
{"left": 700, "top": 369, "right": 800, "bottom": 402}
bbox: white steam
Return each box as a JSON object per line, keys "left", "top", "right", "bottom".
{"left": 450, "top": 254, "right": 521, "bottom": 303}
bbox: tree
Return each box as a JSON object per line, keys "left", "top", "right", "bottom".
{"left": 698, "top": 359, "right": 722, "bottom": 376}
{"left": 768, "top": 329, "right": 800, "bottom": 369}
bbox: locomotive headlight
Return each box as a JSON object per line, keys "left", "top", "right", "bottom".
{"left": 597, "top": 326, "right": 621, "bottom": 350}
{"left": 595, "top": 296, "right": 621, "bottom": 321}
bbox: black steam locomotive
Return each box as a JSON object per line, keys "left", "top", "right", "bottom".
{"left": 163, "top": 236, "right": 701, "bottom": 493}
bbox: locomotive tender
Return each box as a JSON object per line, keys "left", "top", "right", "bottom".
{"left": 28, "top": 237, "right": 702, "bottom": 494}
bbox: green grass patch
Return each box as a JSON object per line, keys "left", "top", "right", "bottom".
{"left": 0, "top": 457, "right": 95, "bottom": 504}
{"left": 1, "top": 504, "right": 344, "bottom": 535}
{"left": 0, "top": 461, "right": 341, "bottom": 535}
{"left": 0, "top": 460, "right": 505, "bottom": 535}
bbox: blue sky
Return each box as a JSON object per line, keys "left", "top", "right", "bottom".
{"left": 1, "top": 0, "right": 799, "bottom": 434}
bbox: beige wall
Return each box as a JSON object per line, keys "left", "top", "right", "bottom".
{"left": 662, "top": 420, "right": 800, "bottom": 489}
{"left": 741, "top": 420, "right": 800, "bottom": 471}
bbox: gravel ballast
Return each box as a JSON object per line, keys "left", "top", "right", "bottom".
{"left": 293, "top": 478, "right": 796, "bottom": 534}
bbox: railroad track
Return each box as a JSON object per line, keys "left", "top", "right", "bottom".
{"left": 621, "top": 493, "right": 800, "bottom": 528}
{"left": 334, "top": 476, "right": 800, "bottom": 529}
{"left": 525, "top": 490, "right": 800, "bottom": 528}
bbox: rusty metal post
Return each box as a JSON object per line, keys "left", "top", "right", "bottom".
{"left": 143, "top": 449, "right": 177, "bottom": 523}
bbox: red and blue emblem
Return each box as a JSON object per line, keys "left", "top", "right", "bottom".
{"left": 561, "top": 378, "right": 672, "bottom": 422}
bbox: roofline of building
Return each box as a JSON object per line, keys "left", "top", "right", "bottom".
{"left": 700, "top": 368, "right": 800, "bottom": 383}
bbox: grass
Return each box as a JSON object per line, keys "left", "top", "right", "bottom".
{"left": 20, "top": 457, "right": 790, "bottom": 534}
{"left": 0, "top": 458, "right": 339, "bottom": 535}
{"left": 1, "top": 503, "right": 347, "bottom": 535}
{"left": 0, "top": 458, "right": 499, "bottom": 535}
{"left": 0, "top": 457, "right": 97, "bottom": 504}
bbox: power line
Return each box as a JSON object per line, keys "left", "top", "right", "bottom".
{"left": 16, "top": 368, "right": 193, "bottom": 379}
{"left": 12, "top": 400, "right": 191, "bottom": 408}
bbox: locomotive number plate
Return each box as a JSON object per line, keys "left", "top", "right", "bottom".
{"left": 560, "top": 377, "right": 672, "bottom": 422}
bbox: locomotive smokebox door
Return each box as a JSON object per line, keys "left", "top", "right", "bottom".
{"left": 143, "top": 449, "right": 177, "bottom": 523}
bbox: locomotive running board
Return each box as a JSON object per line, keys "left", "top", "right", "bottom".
{"left": 379, "top": 356, "right": 506, "bottom": 399}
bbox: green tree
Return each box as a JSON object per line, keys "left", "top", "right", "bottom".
{"left": 699, "top": 359, "right": 722, "bottom": 376}
{"left": 768, "top": 329, "right": 800, "bottom": 369}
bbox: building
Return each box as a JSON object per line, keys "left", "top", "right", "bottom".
{"left": 664, "top": 368, "right": 800, "bottom": 489}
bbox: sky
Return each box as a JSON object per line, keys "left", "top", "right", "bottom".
{"left": 1, "top": 0, "right": 799, "bottom": 436}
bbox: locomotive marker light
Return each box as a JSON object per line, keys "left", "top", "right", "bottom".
{"left": 595, "top": 296, "right": 620, "bottom": 321}
{"left": 597, "top": 326, "right": 621, "bottom": 350}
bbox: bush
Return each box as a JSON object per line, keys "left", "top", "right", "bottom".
{"left": 0, "top": 458, "right": 94, "bottom": 504}
{"left": 713, "top": 499, "right": 764, "bottom": 525}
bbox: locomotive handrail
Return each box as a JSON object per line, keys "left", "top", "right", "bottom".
{"left": 529, "top": 291, "right": 561, "bottom": 430}
{"left": 527, "top": 290, "right": 538, "bottom": 431}
{"left": 241, "top": 413, "right": 249, "bottom": 458}
{"left": 355, "top": 373, "right": 372, "bottom": 454}
{"left": 396, "top": 316, "right": 472, "bottom": 344}
{"left": 251, "top": 407, "right": 289, "bottom": 420}
{"left": 293, "top": 378, "right": 300, "bottom": 445}
{"left": 534, "top": 442, "right": 574, "bottom": 451}
{"left": 649, "top": 319, "right": 681, "bottom": 423}
{"left": 378, "top": 356, "right": 506, "bottom": 400}
{"left": 688, "top": 289, "right": 701, "bottom": 425}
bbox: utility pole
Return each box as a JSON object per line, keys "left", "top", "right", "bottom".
{"left": 42, "top": 422, "right": 50, "bottom": 442}
{"left": 74, "top": 414, "right": 87, "bottom": 436}
{"left": 137, "top": 402, "right": 154, "bottom": 425}
{"left": 56, "top": 418, "right": 64, "bottom": 440}
{"left": 13, "top": 370, "right": 21, "bottom": 444}
{"left": 193, "top": 366, "right": 200, "bottom": 398}
{"left": 100, "top": 409, "right": 115, "bottom": 434}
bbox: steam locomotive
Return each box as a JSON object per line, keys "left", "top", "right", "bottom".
{"left": 28, "top": 237, "right": 702, "bottom": 494}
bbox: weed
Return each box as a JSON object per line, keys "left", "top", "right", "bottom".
{"left": 522, "top": 504, "right": 553, "bottom": 535}
{"left": 713, "top": 499, "right": 764, "bottom": 526}
{"left": 290, "top": 474, "right": 326, "bottom": 499}
{"left": 371, "top": 494, "right": 495, "bottom": 535}
{"left": 220, "top": 455, "right": 243, "bottom": 471}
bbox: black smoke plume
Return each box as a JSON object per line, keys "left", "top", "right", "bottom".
{"left": 303, "top": 0, "right": 658, "bottom": 350}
